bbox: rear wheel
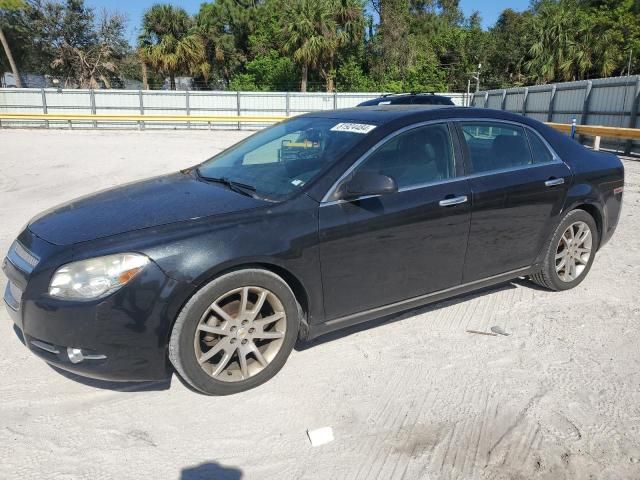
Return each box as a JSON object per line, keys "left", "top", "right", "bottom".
{"left": 530, "top": 209, "right": 598, "bottom": 291}
{"left": 169, "top": 269, "right": 300, "bottom": 395}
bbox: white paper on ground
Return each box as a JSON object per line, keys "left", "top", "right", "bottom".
{"left": 307, "top": 427, "right": 335, "bottom": 447}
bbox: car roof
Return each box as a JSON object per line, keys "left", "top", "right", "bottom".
{"left": 301, "top": 105, "right": 459, "bottom": 124}
{"left": 301, "top": 105, "right": 545, "bottom": 126}
{"left": 358, "top": 93, "right": 454, "bottom": 107}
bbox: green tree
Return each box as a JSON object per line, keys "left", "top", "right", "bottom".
{"left": 282, "top": 0, "right": 364, "bottom": 92}
{"left": 51, "top": 5, "right": 129, "bottom": 88}
{"left": 526, "top": 0, "right": 617, "bottom": 83}
{"left": 373, "top": 0, "right": 410, "bottom": 82}
{"left": 139, "top": 4, "right": 209, "bottom": 90}
{"left": 485, "top": 9, "right": 534, "bottom": 87}
{"left": 0, "top": 0, "right": 24, "bottom": 87}
{"left": 195, "top": 0, "right": 261, "bottom": 86}
{"left": 1, "top": 0, "right": 130, "bottom": 88}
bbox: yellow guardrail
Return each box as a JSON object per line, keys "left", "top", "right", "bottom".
{"left": 0, "top": 113, "right": 288, "bottom": 123}
{"left": 547, "top": 122, "right": 640, "bottom": 140}
{"left": 0, "top": 113, "right": 638, "bottom": 145}
{"left": 546, "top": 122, "right": 639, "bottom": 151}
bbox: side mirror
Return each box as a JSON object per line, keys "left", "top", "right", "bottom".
{"left": 337, "top": 171, "right": 398, "bottom": 200}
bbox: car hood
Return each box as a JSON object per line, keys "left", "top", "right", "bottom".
{"left": 28, "top": 171, "right": 266, "bottom": 246}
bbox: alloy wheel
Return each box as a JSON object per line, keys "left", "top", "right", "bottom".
{"left": 555, "top": 220, "right": 592, "bottom": 282}
{"left": 193, "top": 286, "right": 287, "bottom": 382}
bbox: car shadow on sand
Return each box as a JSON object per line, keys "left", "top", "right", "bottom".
{"left": 181, "top": 461, "right": 243, "bottom": 480}
{"left": 296, "top": 278, "right": 524, "bottom": 351}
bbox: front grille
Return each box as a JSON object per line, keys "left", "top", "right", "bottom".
{"left": 7, "top": 241, "right": 39, "bottom": 273}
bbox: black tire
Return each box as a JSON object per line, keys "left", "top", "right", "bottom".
{"left": 169, "top": 269, "right": 300, "bottom": 395}
{"left": 530, "top": 209, "right": 599, "bottom": 291}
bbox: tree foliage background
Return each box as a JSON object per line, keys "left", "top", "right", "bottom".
{"left": 0, "top": 0, "right": 639, "bottom": 91}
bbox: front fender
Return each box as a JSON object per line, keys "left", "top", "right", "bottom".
{"left": 140, "top": 196, "right": 324, "bottom": 326}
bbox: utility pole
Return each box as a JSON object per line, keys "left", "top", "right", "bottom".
{"left": 472, "top": 63, "right": 482, "bottom": 93}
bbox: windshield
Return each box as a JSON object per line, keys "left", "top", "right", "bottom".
{"left": 197, "top": 117, "right": 374, "bottom": 200}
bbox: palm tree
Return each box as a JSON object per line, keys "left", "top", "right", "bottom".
{"left": 0, "top": 0, "right": 23, "bottom": 87}
{"left": 281, "top": 0, "right": 320, "bottom": 92}
{"left": 526, "top": 3, "right": 574, "bottom": 83}
{"left": 138, "top": 4, "right": 209, "bottom": 90}
{"left": 282, "top": 0, "right": 363, "bottom": 92}
{"left": 525, "top": 0, "right": 615, "bottom": 83}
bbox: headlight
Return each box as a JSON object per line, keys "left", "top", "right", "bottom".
{"left": 49, "top": 253, "right": 149, "bottom": 300}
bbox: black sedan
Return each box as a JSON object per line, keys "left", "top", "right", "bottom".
{"left": 3, "top": 106, "right": 624, "bottom": 395}
{"left": 358, "top": 92, "right": 455, "bottom": 106}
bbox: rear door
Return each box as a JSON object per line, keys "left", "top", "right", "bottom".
{"left": 318, "top": 122, "right": 471, "bottom": 320}
{"left": 456, "top": 121, "right": 571, "bottom": 282}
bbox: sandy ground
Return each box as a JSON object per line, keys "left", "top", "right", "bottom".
{"left": 1, "top": 129, "right": 639, "bottom": 480}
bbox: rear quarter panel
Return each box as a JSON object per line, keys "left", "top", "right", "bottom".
{"left": 564, "top": 149, "right": 624, "bottom": 247}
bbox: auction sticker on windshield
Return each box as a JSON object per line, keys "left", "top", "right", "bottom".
{"left": 330, "top": 123, "right": 377, "bottom": 134}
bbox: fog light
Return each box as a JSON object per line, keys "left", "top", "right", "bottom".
{"left": 67, "top": 347, "right": 84, "bottom": 364}
{"left": 66, "top": 347, "right": 107, "bottom": 364}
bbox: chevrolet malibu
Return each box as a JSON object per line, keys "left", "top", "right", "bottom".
{"left": 3, "top": 106, "right": 624, "bottom": 395}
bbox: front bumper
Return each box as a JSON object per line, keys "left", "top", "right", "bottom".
{"left": 3, "top": 234, "right": 192, "bottom": 382}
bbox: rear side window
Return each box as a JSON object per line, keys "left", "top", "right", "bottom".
{"left": 526, "top": 130, "right": 555, "bottom": 164}
{"left": 356, "top": 123, "right": 455, "bottom": 189}
{"left": 459, "top": 122, "right": 533, "bottom": 174}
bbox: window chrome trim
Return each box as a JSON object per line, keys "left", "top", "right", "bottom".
{"left": 457, "top": 118, "right": 563, "bottom": 164}
{"left": 320, "top": 119, "right": 450, "bottom": 204}
{"left": 320, "top": 117, "right": 567, "bottom": 206}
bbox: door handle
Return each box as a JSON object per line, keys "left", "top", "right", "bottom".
{"left": 439, "top": 195, "right": 468, "bottom": 207}
{"left": 545, "top": 177, "right": 565, "bottom": 187}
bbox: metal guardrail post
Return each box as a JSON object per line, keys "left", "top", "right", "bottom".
{"left": 236, "top": 91, "right": 241, "bottom": 130}
{"left": 521, "top": 87, "right": 529, "bottom": 116}
{"left": 547, "top": 85, "right": 557, "bottom": 122}
{"left": 186, "top": 90, "right": 191, "bottom": 130}
{"left": 41, "top": 88, "right": 49, "bottom": 129}
{"left": 285, "top": 91, "right": 290, "bottom": 117}
{"left": 333, "top": 92, "right": 338, "bottom": 110}
{"left": 90, "top": 89, "right": 97, "bottom": 129}
{"left": 625, "top": 76, "right": 640, "bottom": 155}
{"left": 138, "top": 90, "right": 144, "bottom": 130}
{"left": 483, "top": 92, "right": 489, "bottom": 108}
{"left": 500, "top": 89, "right": 507, "bottom": 110}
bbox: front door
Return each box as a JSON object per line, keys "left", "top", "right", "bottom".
{"left": 457, "top": 121, "right": 572, "bottom": 282}
{"left": 318, "top": 122, "right": 472, "bottom": 320}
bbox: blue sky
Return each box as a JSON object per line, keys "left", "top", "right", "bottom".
{"left": 86, "top": 0, "right": 531, "bottom": 43}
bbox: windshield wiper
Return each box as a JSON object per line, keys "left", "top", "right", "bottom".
{"left": 197, "top": 172, "right": 257, "bottom": 198}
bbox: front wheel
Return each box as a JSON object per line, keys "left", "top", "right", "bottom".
{"left": 169, "top": 269, "right": 300, "bottom": 395}
{"left": 530, "top": 209, "right": 599, "bottom": 291}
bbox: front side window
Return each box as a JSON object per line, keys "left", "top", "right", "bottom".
{"left": 460, "top": 122, "right": 533, "bottom": 174}
{"left": 355, "top": 123, "right": 455, "bottom": 189}
{"left": 197, "top": 118, "right": 371, "bottom": 200}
